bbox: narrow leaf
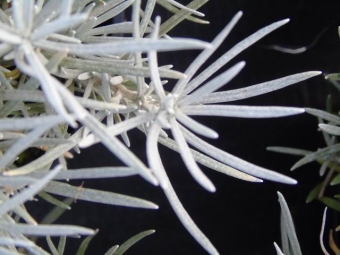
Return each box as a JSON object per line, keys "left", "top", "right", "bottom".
{"left": 179, "top": 61, "right": 245, "bottom": 106}
{"left": 0, "top": 223, "right": 95, "bottom": 236}
{"left": 76, "top": 229, "right": 99, "bottom": 255}
{"left": 305, "top": 108, "right": 340, "bottom": 125}
{"left": 35, "top": 38, "right": 211, "bottom": 56}
{"left": 319, "top": 124, "right": 340, "bottom": 136}
{"left": 182, "top": 105, "right": 304, "bottom": 118}
{"left": 113, "top": 230, "right": 155, "bottom": 255}
{"left": 291, "top": 144, "right": 340, "bottom": 170}
{"left": 306, "top": 182, "right": 323, "bottom": 203}
{"left": 44, "top": 181, "right": 158, "bottom": 209}
{"left": 198, "top": 71, "right": 321, "bottom": 104}
{"left": 277, "top": 192, "right": 302, "bottom": 255}
{"left": 0, "top": 166, "right": 62, "bottom": 216}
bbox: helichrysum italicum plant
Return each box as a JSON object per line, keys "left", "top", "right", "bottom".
{"left": 0, "top": 0, "right": 322, "bottom": 254}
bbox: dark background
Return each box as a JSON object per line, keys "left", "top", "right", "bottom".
{"left": 32, "top": 0, "right": 340, "bottom": 254}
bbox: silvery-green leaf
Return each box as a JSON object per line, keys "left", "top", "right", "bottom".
{"left": 142, "top": 126, "right": 219, "bottom": 254}
{"left": 175, "top": 111, "right": 218, "bottom": 139}
{"left": 182, "top": 105, "right": 304, "bottom": 118}
{"left": 76, "top": 229, "right": 98, "bottom": 255}
{"left": 57, "top": 236, "right": 67, "bottom": 255}
{"left": 21, "top": 0, "right": 34, "bottom": 33}
{"left": 12, "top": 0, "right": 25, "bottom": 33}
{"left": 38, "top": 191, "right": 71, "bottom": 210}
{"left": 40, "top": 198, "right": 74, "bottom": 225}
{"left": 319, "top": 124, "right": 340, "bottom": 136}
{"left": 291, "top": 144, "right": 340, "bottom": 170}
{"left": 87, "top": 22, "right": 136, "bottom": 35}
{"left": 0, "top": 176, "right": 36, "bottom": 189}
{"left": 163, "top": 179, "right": 218, "bottom": 255}
{"left": 320, "top": 208, "right": 330, "bottom": 255}
{"left": 181, "top": 126, "right": 296, "bottom": 184}
{"left": 0, "top": 166, "right": 62, "bottom": 216}
{"left": 44, "top": 181, "right": 158, "bottom": 209}
{"left": 198, "top": 71, "right": 321, "bottom": 104}
{"left": 267, "top": 147, "right": 312, "bottom": 156}
{"left": 48, "top": 33, "right": 81, "bottom": 44}
{"left": 90, "top": 0, "right": 125, "bottom": 18}
{"left": 94, "top": 0, "right": 134, "bottom": 26}
{"left": 186, "top": 18, "right": 290, "bottom": 93}
{"left": 157, "top": 135, "right": 262, "bottom": 182}
{"left": 80, "top": 35, "right": 133, "bottom": 43}
{"left": 319, "top": 157, "right": 332, "bottom": 176}
{"left": 4, "top": 129, "right": 82, "bottom": 176}
{"left": 170, "top": 117, "right": 216, "bottom": 192}
{"left": 60, "top": 0, "right": 74, "bottom": 16}
{"left": 0, "top": 222, "right": 95, "bottom": 236}
{"left": 132, "top": 0, "right": 146, "bottom": 97}
{"left": 79, "top": 112, "right": 156, "bottom": 148}
{"left": 0, "top": 27, "right": 21, "bottom": 45}
{"left": 280, "top": 206, "right": 290, "bottom": 255}
{"left": 80, "top": 114, "right": 158, "bottom": 185}
{"left": 75, "top": 15, "right": 97, "bottom": 38}
{"left": 179, "top": 61, "right": 245, "bottom": 106}
{"left": 0, "top": 192, "right": 37, "bottom": 225}
{"left": 273, "top": 242, "right": 285, "bottom": 255}
{"left": 113, "top": 114, "right": 131, "bottom": 147}
{"left": 156, "top": 0, "right": 208, "bottom": 24}
{"left": 0, "top": 89, "right": 131, "bottom": 112}
{"left": 146, "top": 122, "right": 169, "bottom": 189}
{"left": 318, "top": 118, "right": 333, "bottom": 147}
{"left": 60, "top": 57, "right": 186, "bottom": 79}
{"left": 46, "top": 236, "right": 59, "bottom": 255}
{"left": 35, "top": 37, "right": 211, "bottom": 56}
{"left": 0, "top": 118, "right": 66, "bottom": 170}
{"left": 305, "top": 108, "right": 340, "bottom": 125}
{"left": 0, "top": 237, "right": 34, "bottom": 249}
{"left": 29, "top": 167, "right": 138, "bottom": 180}
{"left": 277, "top": 192, "right": 302, "bottom": 255}
{"left": 158, "top": 0, "right": 209, "bottom": 36}
{"left": 104, "top": 245, "right": 119, "bottom": 255}
{"left": 22, "top": 42, "right": 75, "bottom": 126}
{"left": 147, "top": 17, "right": 166, "bottom": 100}
{"left": 140, "top": 0, "right": 156, "bottom": 36}
{"left": 161, "top": 0, "right": 204, "bottom": 17}
{"left": 32, "top": 1, "right": 61, "bottom": 29}
{"left": 113, "top": 230, "right": 155, "bottom": 255}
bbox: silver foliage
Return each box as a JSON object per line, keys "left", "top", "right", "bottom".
{"left": 0, "top": 0, "right": 321, "bottom": 254}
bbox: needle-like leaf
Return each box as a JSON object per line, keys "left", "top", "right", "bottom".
{"left": 44, "top": 181, "right": 158, "bottom": 209}
{"left": 277, "top": 192, "right": 302, "bottom": 255}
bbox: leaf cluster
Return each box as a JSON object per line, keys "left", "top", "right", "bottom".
{"left": 0, "top": 0, "right": 322, "bottom": 254}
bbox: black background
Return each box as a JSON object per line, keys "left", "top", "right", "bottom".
{"left": 31, "top": 0, "right": 340, "bottom": 254}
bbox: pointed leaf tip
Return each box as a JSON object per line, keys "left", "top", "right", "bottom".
{"left": 282, "top": 18, "right": 290, "bottom": 24}
{"left": 208, "top": 183, "right": 216, "bottom": 193}
{"left": 286, "top": 178, "right": 298, "bottom": 184}
{"left": 236, "top": 11, "right": 243, "bottom": 18}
